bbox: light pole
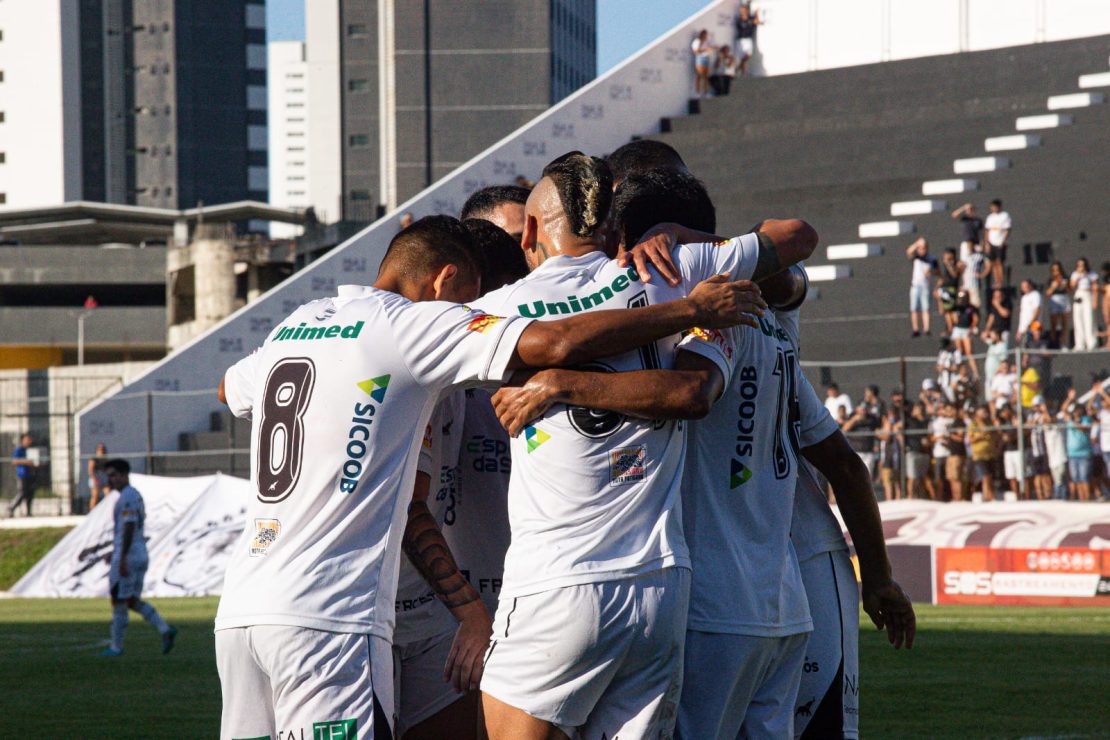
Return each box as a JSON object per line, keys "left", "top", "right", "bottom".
{"left": 77, "top": 310, "right": 92, "bottom": 366}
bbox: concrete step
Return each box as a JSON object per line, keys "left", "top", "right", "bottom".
{"left": 1015, "top": 113, "right": 1073, "bottom": 131}
{"left": 1047, "top": 91, "right": 1105, "bottom": 110}
{"left": 890, "top": 199, "right": 946, "bottom": 216}
{"left": 922, "top": 178, "right": 978, "bottom": 195}
{"left": 827, "top": 243, "right": 882, "bottom": 260}
{"left": 858, "top": 220, "right": 915, "bottom": 238}
{"left": 1078, "top": 71, "right": 1110, "bottom": 89}
{"left": 954, "top": 156, "right": 1011, "bottom": 174}
{"left": 806, "top": 265, "right": 852, "bottom": 282}
{"left": 984, "top": 133, "right": 1042, "bottom": 151}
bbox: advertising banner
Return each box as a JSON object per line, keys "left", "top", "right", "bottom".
{"left": 935, "top": 547, "right": 1110, "bottom": 607}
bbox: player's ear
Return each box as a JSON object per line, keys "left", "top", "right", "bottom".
{"left": 521, "top": 213, "right": 539, "bottom": 256}
{"left": 431, "top": 263, "right": 459, "bottom": 301}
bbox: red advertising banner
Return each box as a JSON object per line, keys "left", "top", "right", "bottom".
{"left": 935, "top": 547, "right": 1110, "bottom": 606}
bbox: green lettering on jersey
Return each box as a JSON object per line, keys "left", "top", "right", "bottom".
{"left": 515, "top": 266, "right": 640, "bottom": 317}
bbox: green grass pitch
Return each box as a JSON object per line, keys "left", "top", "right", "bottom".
{"left": 0, "top": 599, "right": 1107, "bottom": 738}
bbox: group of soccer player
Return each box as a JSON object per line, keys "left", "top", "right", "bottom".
{"left": 214, "top": 140, "right": 916, "bottom": 740}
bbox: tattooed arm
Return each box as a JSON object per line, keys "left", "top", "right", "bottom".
{"left": 403, "top": 472, "right": 491, "bottom": 691}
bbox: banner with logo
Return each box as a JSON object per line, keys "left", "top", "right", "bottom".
{"left": 935, "top": 547, "right": 1110, "bottom": 606}
{"left": 10, "top": 473, "right": 250, "bottom": 598}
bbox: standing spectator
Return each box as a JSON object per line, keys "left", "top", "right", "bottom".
{"left": 951, "top": 202, "right": 984, "bottom": 262}
{"left": 952, "top": 362, "right": 980, "bottom": 411}
{"left": 1016, "top": 279, "right": 1043, "bottom": 342}
{"left": 988, "top": 359, "right": 1017, "bottom": 410}
{"left": 734, "top": 3, "right": 761, "bottom": 76}
{"left": 906, "top": 237, "right": 934, "bottom": 337}
{"left": 936, "top": 248, "right": 964, "bottom": 333}
{"left": 1019, "top": 354, "right": 1042, "bottom": 411}
{"left": 1069, "top": 257, "right": 1100, "bottom": 351}
{"left": 1100, "top": 262, "right": 1110, "bottom": 347}
{"left": 1044, "top": 261, "right": 1071, "bottom": 348}
{"left": 904, "top": 402, "right": 934, "bottom": 500}
{"left": 981, "top": 329, "right": 1008, "bottom": 391}
{"left": 1028, "top": 397, "right": 1054, "bottom": 501}
{"left": 984, "top": 199, "right": 1011, "bottom": 288}
{"left": 1043, "top": 399, "right": 1070, "bottom": 500}
{"left": 984, "top": 287, "right": 1013, "bottom": 346}
{"left": 88, "top": 442, "right": 109, "bottom": 510}
{"left": 963, "top": 243, "right": 988, "bottom": 313}
{"left": 950, "top": 291, "right": 979, "bottom": 379}
{"left": 843, "top": 404, "right": 880, "bottom": 483}
{"left": 967, "top": 406, "right": 999, "bottom": 502}
{"left": 877, "top": 402, "right": 903, "bottom": 500}
{"left": 997, "top": 405, "right": 1024, "bottom": 500}
{"left": 935, "top": 337, "right": 963, "bottom": 402}
{"left": 930, "top": 402, "right": 961, "bottom": 501}
{"left": 710, "top": 46, "right": 738, "bottom": 96}
{"left": 398, "top": 212, "right": 414, "bottom": 230}
{"left": 1093, "top": 382, "right": 1110, "bottom": 482}
{"left": 8, "top": 433, "right": 36, "bottom": 517}
{"left": 691, "top": 30, "right": 716, "bottom": 98}
{"left": 1065, "top": 403, "right": 1094, "bottom": 501}
{"left": 824, "top": 382, "right": 853, "bottom": 418}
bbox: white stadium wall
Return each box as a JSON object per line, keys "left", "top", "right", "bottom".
{"left": 75, "top": 1, "right": 738, "bottom": 471}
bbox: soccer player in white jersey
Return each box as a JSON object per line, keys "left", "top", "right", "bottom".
{"left": 472, "top": 152, "right": 814, "bottom": 740}
{"left": 214, "top": 215, "right": 764, "bottom": 740}
{"left": 99, "top": 459, "right": 177, "bottom": 657}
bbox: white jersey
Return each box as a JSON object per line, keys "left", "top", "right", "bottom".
{"left": 678, "top": 310, "right": 838, "bottom": 637}
{"left": 393, "top": 394, "right": 465, "bottom": 645}
{"left": 471, "top": 236, "right": 758, "bottom": 598}
{"left": 774, "top": 309, "right": 847, "bottom": 562}
{"left": 112, "top": 485, "right": 148, "bottom": 563}
{"left": 446, "top": 388, "right": 513, "bottom": 616}
{"left": 216, "top": 287, "right": 531, "bottom": 638}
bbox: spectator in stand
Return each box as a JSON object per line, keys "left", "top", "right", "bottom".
{"left": 930, "top": 401, "right": 963, "bottom": 501}
{"left": 952, "top": 362, "right": 979, "bottom": 411}
{"left": 709, "top": 46, "right": 738, "bottom": 96}
{"left": 1019, "top": 353, "right": 1042, "bottom": 411}
{"left": 967, "top": 405, "right": 999, "bottom": 502}
{"left": 935, "top": 248, "right": 964, "bottom": 333}
{"left": 398, "top": 212, "right": 414, "bottom": 230}
{"left": 904, "top": 401, "right": 934, "bottom": 500}
{"left": 1028, "top": 396, "right": 1054, "bottom": 501}
{"left": 985, "top": 286, "right": 1013, "bottom": 346}
{"left": 1100, "top": 262, "right": 1110, "bottom": 347}
{"left": 1044, "top": 261, "right": 1071, "bottom": 348}
{"left": 919, "top": 377, "right": 943, "bottom": 416}
{"left": 906, "top": 237, "right": 934, "bottom": 337}
{"left": 981, "top": 329, "right": 1008, "bottom": 390}
{"left": 936, "top": 337, "right": 963, "bottom": 402}
{"left": 861, "top": 384, "right": 885, "bottom": 418}
{"left": 88, "top": 442, "right": 109, "bottom": 511}
{"left": 8, "top": 433, "right": 36, "bottom": 517}
{"left": 691, "top": 30, "right": 717, "bottom": 98}
{"left": 950, "top": 291, "right": 979, "bottom": 379}
{"left": 1094, "top": 382, "right": 1110, "bottom": 477}
{"left": 984, "top": 199, "right": 1011, "bottom": 288}
{"left": 877, "top": 397, "right": 904, "bottom": 501}
{"left": 1065, "top": 399, "right": 1094, "bottom": 501}
{"left": 1016, "top": 279, "right": 1042, "bottom": 342}
{"left": 734, "top": 3, "right": 761, "bottom": 76}
{"left": 989, "top": 359, "right": 1017, "bottom": 410}
{"left": 1041, "top": 399, "right": 1070, "bottom": 500}
{"left": 824, "top": 382, "right": 853, "bottom": 419}
{"left": 843, "top": 398, "right": 880, "bottom": 483}
{"left": 1070, "top": 257, "right": 1100, "bottom": 351}
{"left": 951, "top": 203, "right": 984, "bottom": 263}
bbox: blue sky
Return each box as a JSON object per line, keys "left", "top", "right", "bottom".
{"left": 267, "top": 0, "right": 709, "bottom": 73}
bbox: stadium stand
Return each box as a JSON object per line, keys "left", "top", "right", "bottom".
{"left": 653, "top": 35, "right": 1110, "bottom": 395}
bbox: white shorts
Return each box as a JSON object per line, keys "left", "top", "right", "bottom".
{"left": 482, "top": 567, "right": 690, "bottom": 738}
{"left": 393, "top": 627, "right": 464, "bottom": 736}
{"left": 738, "top": 37, "right": 755, "bottom": 58}
{"left": 109, "top": 556, "right": 148, "bottom": 601}
{"left": 677, "top": 630, "right": 808, "bottom": 739}
{"left": 795, "top": 549, "right": 860, "bottom": 740}
{"left": 216, "top": 625, "right": 394, "bottom": 740}
{"left": 1004, "top": 450, "right": 1027, "bottom": 481}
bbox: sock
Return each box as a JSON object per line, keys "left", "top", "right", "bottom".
{"left": 110, "top": 604, "right": 129, "bottom": 651}
{"left": 137, "top": 601, "right": 170, "bottom": 634}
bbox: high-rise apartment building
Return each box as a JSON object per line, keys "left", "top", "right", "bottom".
{"left": 268, "top": 41, "right": 310, "bottom": 238}
{"left": 305, "top": 0, "right": 596, "bottom": 222}
{"left": 0, "top": 0, "right": 267, "bottom": 211}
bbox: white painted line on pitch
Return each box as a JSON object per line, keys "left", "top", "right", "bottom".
{"left": 890, "top": 199, "right": 946, "bottom": 216}
{"left": 1047, "top": 91, "right": 1105, "bottom": 110}
{"left": 954, "top": 156, "right": 1011, "bottom": 174}
{"left": 827, "top": 243, "right": 882, "bottom": 260}
{"left": 985, "top": 134, "right": 1041, "bottom": 151}
{"left": 1015, "top": 113, "right": 1072, "bottom": 130}
{"left": 1078, "top": 71, "right": 1110, "bottom": 88}
{"left": 922, "top": 178, "right": 978, "bottom": 195}
{"left": 858, "top": 220, "right": 914, "bottom": 238}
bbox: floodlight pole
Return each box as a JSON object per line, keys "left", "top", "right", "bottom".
{"left": 77, "top": 310, "right": 90, "bottom": 366}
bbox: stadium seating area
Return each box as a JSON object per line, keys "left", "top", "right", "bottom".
{"left": 653, "top": 34, "right": 1110, "bottom": 392}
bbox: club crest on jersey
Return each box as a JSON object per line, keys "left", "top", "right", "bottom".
{"left": 467, "top": 314, "right": 504, "bottom": 333}
{"left": 249, "top": 518, "right": 281, "bottom": 556}
{"left": 356, "top": 374, "right": 390, "bottom": 403}
{"left": 524, "top": 424, "right": 551, "bottom": 453}
{"left": 609, "top": 445, "right": 646, "bottom": 486}
{"left": 730, "top": 459, "right": 753, "bottom": 489}
{"left": 687, "top": 326, "right": 733, "bottom": 360}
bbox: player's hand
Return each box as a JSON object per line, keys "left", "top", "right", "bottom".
{"left": 619, "top": 223, "right": 682, "bottom": 286}
{"left": 444, "top": 600, "right": 493, "bottom": 692}
{"left": 119, "top": 560, "right": 130, "bottom": 577}
{"left": 862, "top": 578, "right": 916, "bottom": 649}
{"left": 688, "top": 273, "right": 766, "bottom": 329}
{"left": 491, "top": 370, "right": 564, "bottom": 437}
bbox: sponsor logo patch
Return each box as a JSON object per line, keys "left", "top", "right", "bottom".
{"left": 730, "top": 458, "right": 753, "bottom": 489}
{"left": 312, "top": 717, "right": 357, "bottom": 740}
{"left": 249, "top": 519, "right": 281, "bottom": 556}
{"left": 609, "top": 445, "right": 646, "bottom": 486}
{"left": 356, "top": 374, "right": 390, "bottom": 403}
{"left": 524, "top": 425, "right": 551, "bottom": 453}
{"left": 422, "top": 423, "right": 433, "bottom": 449}
{"left": 467, "top": 314, "right": 504, "bottom": 334}
{"left": 687, "top": 326, "right": 733, "bottom": 360}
